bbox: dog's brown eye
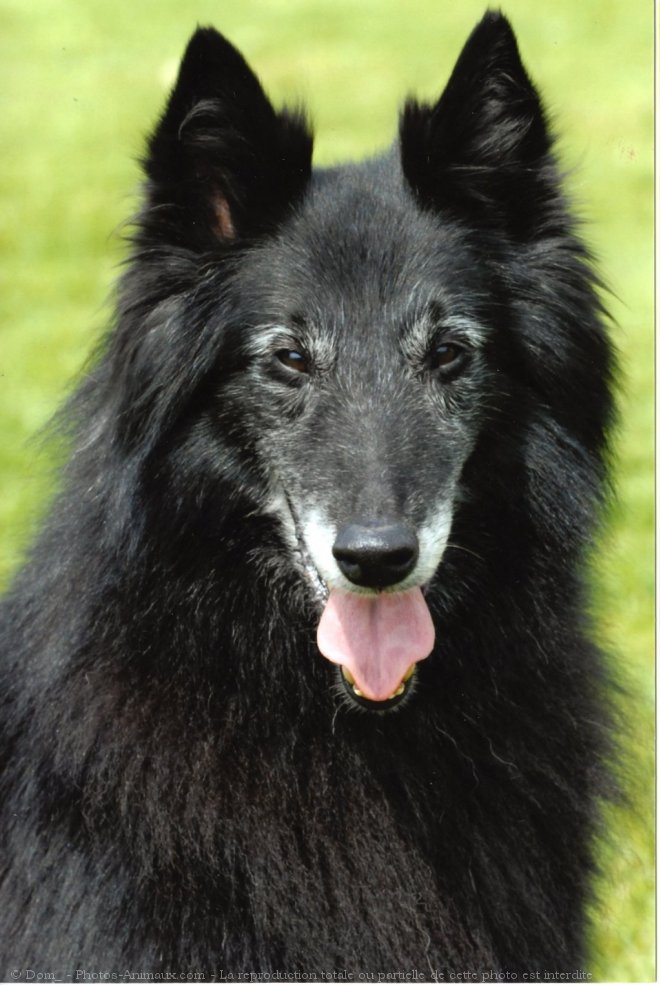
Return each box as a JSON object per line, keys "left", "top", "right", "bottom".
{"left": 430, "top": 343, "right": 465, "bottom": 374}
{"left": 275, "top": 349, "right": 309, "bottom": 374}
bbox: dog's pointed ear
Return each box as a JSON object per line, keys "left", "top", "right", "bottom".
{"left": 400, "top": 12, "right": 556, "bottom": 238}
{"left": 140, "top": 28, "right": 313, "bottom": 249}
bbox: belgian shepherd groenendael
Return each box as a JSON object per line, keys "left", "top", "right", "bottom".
{"left": 0, "top": 11, "right": 614, "bottom": 981}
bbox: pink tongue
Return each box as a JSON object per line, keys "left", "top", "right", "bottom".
{"left": 316, "top": 587, "right": 435, "bottom": 701}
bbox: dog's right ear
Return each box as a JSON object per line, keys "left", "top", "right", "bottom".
{"left": 140, "top": 28, "right": 313, "bottom": 250}
{"left": 400, "top": 13, "right": 556, "bottom": 239}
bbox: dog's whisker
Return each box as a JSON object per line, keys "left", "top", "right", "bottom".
{"left": 444, "top": 542, "right": 486, "bottom": 563}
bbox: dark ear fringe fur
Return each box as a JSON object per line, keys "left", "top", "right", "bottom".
{"left": 139, "top": 27, "right": 313, "bottom": 250}
{"left": 400, "top": 11, "right": 560, "bottom": 237}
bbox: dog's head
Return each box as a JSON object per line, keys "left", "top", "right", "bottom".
{"left": 103, "top": 14, "right": 609, "bottom": 710}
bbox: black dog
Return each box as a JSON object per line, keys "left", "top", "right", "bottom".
{"left": 0, "top": 11, "right": 614, "bottom": 979}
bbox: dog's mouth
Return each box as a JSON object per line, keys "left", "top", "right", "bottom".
{"left": 339, "top": 662, "right": 417, "bottom": 711}
{"left": 284, "top": 496, "right": 434, "bottom": 711}
{"left": 317, "top": 585, "right": 434, "bottom": 708}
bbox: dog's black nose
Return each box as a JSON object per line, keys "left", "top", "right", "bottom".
{"left": 332, "top": 521, "right": 419, "bottom": 588}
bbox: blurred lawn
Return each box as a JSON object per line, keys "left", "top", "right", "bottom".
{"left": 0, "top": 1, "right": 653, "bottom": 980}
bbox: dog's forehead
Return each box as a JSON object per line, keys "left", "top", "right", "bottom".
{"left": 248, "top": 164, "right": 485, "bottom": 328}
{"left": 293, "top": 166, "right": 463, "bottom": 286}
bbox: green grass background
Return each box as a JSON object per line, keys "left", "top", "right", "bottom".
{"left": 0, "top": 1, "right": 653, "bottom": 979}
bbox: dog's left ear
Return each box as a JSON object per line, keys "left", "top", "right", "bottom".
{"left": 400, "top": 12, "right": 557, "bottom": 238}
{"left": 140, "top": 28, "right": 313, "bottom": 249}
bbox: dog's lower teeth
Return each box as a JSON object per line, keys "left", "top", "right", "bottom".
{"left": 342, "top": 666, "right": 413, "bottom": 702}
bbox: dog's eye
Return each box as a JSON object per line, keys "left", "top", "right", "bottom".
{"left": 275, "top": 349, "right": 309, "bottom": 374}
{"left": 429, "top": 342, "right": 466, "bottom": 375}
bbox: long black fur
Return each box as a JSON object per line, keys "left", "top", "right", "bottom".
{"left": 0, "top": 12, "right": 615, "bottom": 980}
